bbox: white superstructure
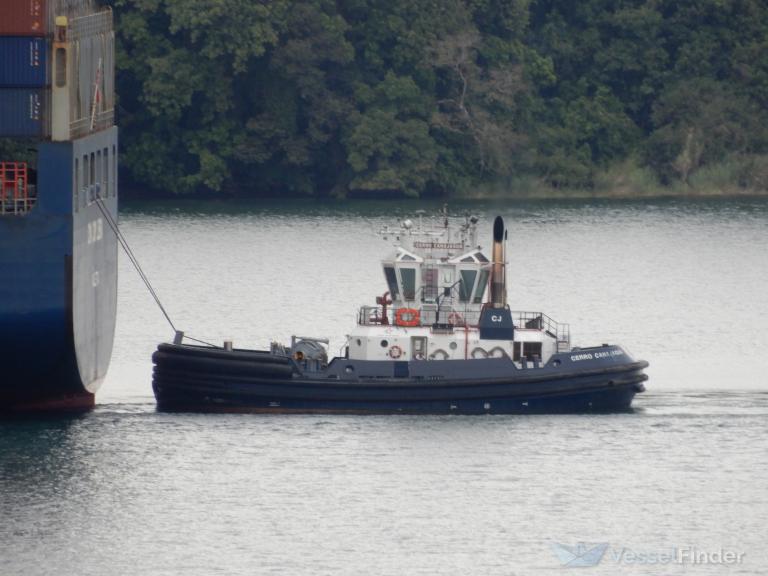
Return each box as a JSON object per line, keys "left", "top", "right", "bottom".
{"left": 346, "top": 208, "right": 571, "bottom": 366}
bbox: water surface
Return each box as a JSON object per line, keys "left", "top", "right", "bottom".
{"left": 2, "top": 197, "right": 767, "bottom": 575}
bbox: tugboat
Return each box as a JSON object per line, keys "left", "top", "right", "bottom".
{"left": 152, "top": 210, "right": 648, "bottom": 414}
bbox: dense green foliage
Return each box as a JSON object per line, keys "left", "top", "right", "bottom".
{"left": 47, "top": 1, "right": 768, "bottom": 195}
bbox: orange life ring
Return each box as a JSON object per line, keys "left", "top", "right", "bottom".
{"left": 395, "top": 308, "right": 420, "bottom": 327}
{"left": 389, "top": 345, "right": 403, "bottom": 359}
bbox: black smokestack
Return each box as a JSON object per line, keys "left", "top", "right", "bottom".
{"left": 490, "top": 216, "right": 506, "bottom": 308}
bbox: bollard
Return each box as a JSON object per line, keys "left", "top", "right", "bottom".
{"left": 223, "top": 340, "right": 233, "bottom": 351}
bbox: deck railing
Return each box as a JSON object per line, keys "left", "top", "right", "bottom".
{"left": 358, "top": 304, "right": 571, "bottom": 348}
{"left": 0, "top": 163, "right": 36, "bottom": 216}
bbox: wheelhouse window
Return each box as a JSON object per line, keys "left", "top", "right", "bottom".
{"left": 384, "top": 266, "right": 399, "bottom": 300}
{"left": 459, "top": 270, "right": 477, "bottom": 302}
{"left": 473, "top": 269, "right": 489, "bottom": 304}
{"left": 400, "top": 268, "right": 416, "bottom": 300}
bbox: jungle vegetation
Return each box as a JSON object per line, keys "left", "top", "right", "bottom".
{"left": 8, "top": 0, "right": 768, "bottom": 198}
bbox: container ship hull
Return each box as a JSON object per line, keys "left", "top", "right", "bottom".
{"left": 0, "top": 128, "right": 118, "bottom": 412}
{"left": 1, "top": 2, "right": 117, "bottom": 412}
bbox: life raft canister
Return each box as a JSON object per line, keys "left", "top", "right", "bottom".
{"left": 395, "top": 308, "right": 420, "bottom": 327}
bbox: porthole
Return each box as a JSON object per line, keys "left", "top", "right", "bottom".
{"left": 380, "top": 339, "right": 389, "bottom": 348}
{"left": 356, "top": 339, "right": 362, "bottom": 346}
{"left": 449, "top": 342, "right": 458, "bottom": 350}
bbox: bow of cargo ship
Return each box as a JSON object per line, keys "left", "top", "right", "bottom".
{"left": 0, "top": 1, "right": 117, "bottom": 413}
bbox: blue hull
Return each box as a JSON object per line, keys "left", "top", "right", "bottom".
{"left": 0, "top": 128, "right": 118, "bottom": 412}
{"left": 152, "top": 344, "right": 648, "bottom": 415}
{"left": 155, "top": 381, "right": 644, "bottom": 415}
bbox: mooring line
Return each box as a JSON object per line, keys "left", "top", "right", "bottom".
{"left": 95, "top": 198, "right": 218, "bottom": 348}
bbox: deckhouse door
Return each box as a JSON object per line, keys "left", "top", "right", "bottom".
{"left": 411, "top": 336, "right": 427, "bottom": 360}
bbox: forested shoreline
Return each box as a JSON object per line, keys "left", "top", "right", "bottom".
{"left": 7, "top": 1, "right": 768, "bottom": 198}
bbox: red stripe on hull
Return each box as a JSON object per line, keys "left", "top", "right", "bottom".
{"left": 1, "top": 391, "right": 95, "bottom": 414}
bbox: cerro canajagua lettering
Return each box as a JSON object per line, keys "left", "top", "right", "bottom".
{"left": 571, "top": 349, "right": 624, "bottom": 362}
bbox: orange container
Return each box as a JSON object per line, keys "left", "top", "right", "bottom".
{"left": 0, "top": 1, "right": 48, "bottom": 36}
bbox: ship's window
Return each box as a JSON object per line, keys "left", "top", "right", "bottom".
{"left": 523, "top": 342, "right": 543, "bottom": 360}
{"left": 103, "top": 148, "right": 109, "bottom": 196}
{"left": 473, "top": 269, "right": 489, "bottom": 304}
{"left": 476, "top": 252, "right": 489, "bottom": 263}
{"left": 83, "top": 154, "right": 89, "bottom": 186}
{"left": 55, "top": 48, "right": 66, "bottom": 88}
{"left": 113, "top": 145, "right": 117, "bottom": 196}
{"left": 89, "top": 153, "right": 95, "bottom": 187}
{"left": 422, "top": 268, "right": 438, "bottom": 302}
{"left": 96, "top": 150, "right": 102, "bottom": 195}
{"left": 74, "top": 158, "right": 79, "bottom": 211}
{"left": 384, "top": 266, "right": 399, "bottom": 299}
{"left": 380, "top": 340, "right": 388, "bottom": 348}
{"left": 459, "top": 270, "right": 477, "bottom": 302}
{"left": 400, "top": 268, "right": 416, "bottom": 300}
{"left": 513, "top": 342, "right": 521, "bottom": 361}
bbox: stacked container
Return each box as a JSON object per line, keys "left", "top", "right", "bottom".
{"left": 0, "top": 0, "right": 104, "bottom": 138}
{"left": 0, "top": 1, "right": 95, "bottom": 36}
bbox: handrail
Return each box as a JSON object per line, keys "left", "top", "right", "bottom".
{"left": 0, "top": 162, "right": 36, "bottom": 216}
{"left": 357, "top": 303, "right": 570, "bottom": 345}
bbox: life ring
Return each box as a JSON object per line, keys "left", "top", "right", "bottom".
{"left": 395, "top": 308, "right": 420, "bottom": 327}
{"left": 447, "top": 312, "right": 464, "bottom": 326}
{"left": 389, "top": 345, "right": 403, "bottom": 359}
{"left": 471, "top": 347, "right": 488, "bottom": 359}
{"left": 429, "top": 349, "right": 449, "bottom": 360}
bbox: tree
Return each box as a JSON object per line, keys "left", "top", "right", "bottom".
{"left": 646, "top": 79, "right": 768, "bottom": 184}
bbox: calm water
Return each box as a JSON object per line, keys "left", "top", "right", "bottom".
{"left": 2, "top": 197, "right": 768, "bottom": 575}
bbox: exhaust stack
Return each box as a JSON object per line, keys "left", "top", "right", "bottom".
{"left": 478, "top": 215, "right": 514, "bottom": 340}
{"left": 490, "top": 216, "right": 506, "bottom": 308}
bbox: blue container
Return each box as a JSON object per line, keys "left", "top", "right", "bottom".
{"left": 0, "top": 37, "right": 49, "bottom": 87}
{"left": 0, "top": 89, "right": 48, "bottom": 137}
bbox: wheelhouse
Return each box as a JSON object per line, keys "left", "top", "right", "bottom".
{"left": 349, "top": 209, "right": 570, "bottom": 365}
